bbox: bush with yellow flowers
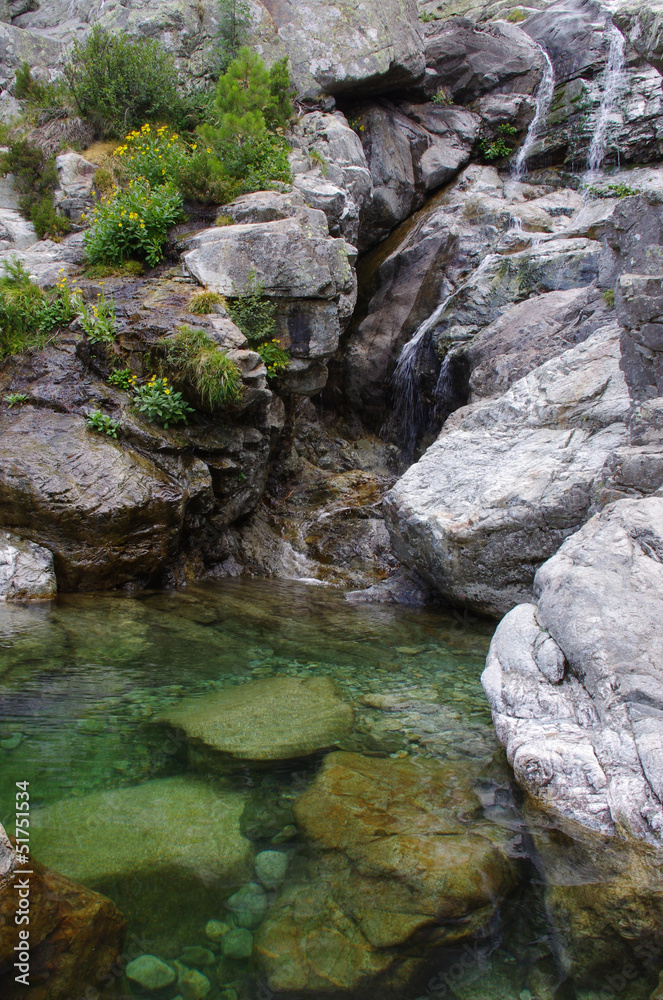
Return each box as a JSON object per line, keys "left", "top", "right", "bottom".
{"left": 132, "top": 375, "right": 194, "bottom": 428}
{"left": 114, "top": 124, "right": 190, "bottom": 188}
{"left": 78, "top": 291, "right": 116, "bottom": 344}
{"left": 83, "top": 179, "right": 183, "bottom": 268}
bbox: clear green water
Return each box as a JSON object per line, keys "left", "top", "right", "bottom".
{"left": 0, "top": 581, "right": 658, "bottom": 1000}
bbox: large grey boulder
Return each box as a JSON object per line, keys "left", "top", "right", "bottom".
{"left": 482, "top": 496, "right": 663, "bottom": 846}
{"left": 422, "top": 17, "right": 545, "bottom": 102}
{"left": 0, "top": 209, "right": 37, "bottom": 251}
{"left": 53, "top": 152, "right": 98, "bottom": 226}
{"left": 290, "top": 111, "right": 372, "bottom": 246}
{"left": 0, "top": 531, "right": 56, "bottom": 600}
{"left": 384, "top": 323, "right": 663, "bottom": 617}
{"left": 252, "top": 0, "right": 425, "bottom": 99}
{"left": 0, "top": 22, "right": 63, "bottom": 89}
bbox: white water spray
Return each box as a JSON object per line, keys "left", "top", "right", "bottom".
{"left": 512, "top": 51, "right": 555, "bottom": 180}
{"left": 586, "top": 24, "right": 626, "bottom": 174}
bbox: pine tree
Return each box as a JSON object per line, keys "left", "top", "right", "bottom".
{"left": 215, "top": 0, "right": 251, "bottom": 74}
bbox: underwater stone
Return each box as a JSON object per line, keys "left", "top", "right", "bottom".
{"left": 226, "top": 882, "right": 268, "bottom": 929}
{"left": 159, "top": 676, "right": 354, "bottom": 764}
{"left": 255, "top": 850, "right": 289, "bottom": 889}
{"left": 221, "top": 928, "right": 254, "bottom": 959}
{"left": 204, "top": 920, "right": 230, "bottom": 943}
{"left": 126, "top": 955, "right": 176, "bottom": 991}
{"left": 179, "top": 946, "right": 215, "bottom": 968}
{"left": 177, "top": 966, "right": 211, "bottom": 1000}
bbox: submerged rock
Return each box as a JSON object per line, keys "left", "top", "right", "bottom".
{"left": 0, "top": 530, "right": 56, "bottom": 600}
{"left": 159, "top": 676, "right": 354, "bottom": 765}
{"left": 30, "top": 776, "right": 252, "bottom": 951}
{"left": 483, "top": 496, "right": 663, "bottom": 846}
{"left": 254, "top": 751, "right": 518, "bottom": 995}
{"left": 0, "top": 822, "right": 126, "bottom": 1000}
{"left": 226, "top": 882, "right": 268, "bottom": 929}
{"left": 126, "top": 955, "right": 176, "bottom": 991}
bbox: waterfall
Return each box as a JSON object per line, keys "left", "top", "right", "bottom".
{"left": 586, "top": 24, "right": 626, "bottom": 174}
{"left": 387, "top": 322, "right": 437, "bottom": 457}
{"left": 511, "top": 51, "right": 555, "bottom": 180}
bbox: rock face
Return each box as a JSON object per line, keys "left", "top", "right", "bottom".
{"left": 183, "top": 209, "right": 356, "bottom": 396}
{"left": 159, "top": 676, "right": 354, "bottom": 764}
{"left": 524, "top": 0, "right": 608, "bottom": 85}
{"left": 384, "top": 322, "right": 663, "bottom": 616}
{"left": 0, "top": 406, "right": 186, "bottom": 590}
{"left": 616, "top": 0, "right": 663, "bottom": 74}
{"left": 421, "top": 17, "right": 545, "bottom": 102}
{"left": 0, "top": 530, "right": 56, "bottom": 600}
{"left": 254, "top": 751, "right": 518, "bottom": 995}
{"left": 253, "top": 0, "right": 425, "bottom": 99}
{"left": 0, "top": 822, "right": 126, "bottom": 1000}
{"left": 482, "top": 496, "right": 663, "bottom": 847}
{"left": 353, "top": 99, "right": 479, "bottom": 249}
{"left": 30, "top": 776, "right": 252, "bottom": 950}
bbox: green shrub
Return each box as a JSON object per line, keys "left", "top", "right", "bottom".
{"left": 603, "top": 288, "right": 615, "bottom": 308}
{"left": 0, "top": 139, "right": 70, "bottom": 240}
{"left": 14, "top": 62, "right": 61, "bottom": 107}
{"left": 589, "top": 182, "right": 641, "bottom": 199}
{"left": 226, "top": 272, "right": 290, "bottom": 378}
{"left": 164, "top": 325, "right": 243, "bottom": 408}
{"left": 505, "top": 8, "right": 528, "bottom": 22}
{"left": 479, "top": 123, "right": 518, "bottom": 162}
{"left": 107, "top": 368, "right": 134, "bottom": 389}
{"left": 79, "top": 291, "right": 117, "bottom": 343}
{"left": 84, "top": 260, "right": 144, "bottom": 279}
{"left": 63, "top": 27, "right": 180, "bottom": 138}
{"left": 3, "top": 392, "right": 28, "bottom": 407}
{"left": 133, "top": 374, "right": 194, "bottom": 427}
{"left": 86, "top": 411, "right": 119, "bottom": 437}
{"left": 83, "top": 179, "right": 184, "bottom": 267}
{"left": 188, "top": 290, "right": 223, "bottom": 314}
{"left": 181, "top": 48, "right": 293, "bottom": 203}
{"left": 0, "top": 262, "right": 81, "bottom": 358}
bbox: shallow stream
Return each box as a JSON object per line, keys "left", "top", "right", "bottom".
{"left": 0, "top": 581, "right": 657, "bottom": 1000}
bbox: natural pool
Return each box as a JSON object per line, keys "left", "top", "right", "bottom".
{"left": 0, "top": 580, "right": 660, "bottom": 1000}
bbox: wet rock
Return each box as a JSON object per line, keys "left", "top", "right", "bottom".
{"left": 179, "top": 946, "right": 215, "bottom": 968}
{"left": 526, "top": 803, "right": 663, "bottom": 985}
{"left": 254, "top": 751, "right": 518, "bottom": 995}
{"left": 226, "top": 882, "right": 268, "bottom": 929}
{"left": 523, "top": 0, "right": 609, "bottom": 84}
{"left": 159, "top": 676, "right": 354, "bottom": 764}
{"left": 255, "top": 850, "right": 289, "bottom": 889}
{"left": 421, "top": 17, "right": 545, "bottom": 102}
{"left": 177, "top": 966, "right": 211, "bottom": 1000}
{"left": 205, "top": 920, "right": 230, "bottom": 943}
{"left": 241, "top": 798, "right": 295, "bottom": 841}
{"left": 30, "top": 776, "right": 252, "bottom": 951}
{"left": 221, "top": 927, "right": 253, "bottom": 959}
{"left": 483, "top": 496, "right": 663, "bottom": 846}
{"left": 384, "top": 324, "right": 661, "bottom": 617}
{"left": 616, "top": 1, "right": 663, "bottom": 74}
{"left": 0, "top": 407, "right": 187, "bottom": 591}
{"left": 0, "top": 530, "right": 56, "bottom": 600}
{"left": 0, "top": 822, "right": 126, "bottom": 1000}
{"left": 126, "top": 955, "right": 176, "bottom": 991}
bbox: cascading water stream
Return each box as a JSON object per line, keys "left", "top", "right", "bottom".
{"left": 586, "top": 24, "right": 626, "bottom": 174}
{"left": 511, "top": 51, "right": 555, "bottom": 181}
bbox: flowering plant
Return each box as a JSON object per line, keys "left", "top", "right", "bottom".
{"left": 83, "top": 179, "right": 183, "bottom": 268}
{"left": 79, "top": 291, "right": 116, "bottom": 344}
{"left": 114, "top": 123, "right": 191, "bottom": 188}
{"left": 132, "top": 374, "right": 194, "bottom": 428}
